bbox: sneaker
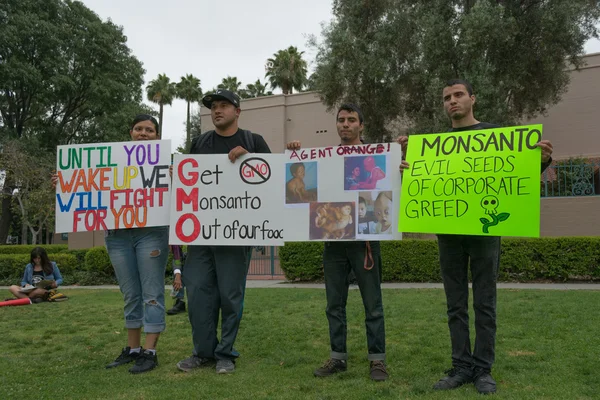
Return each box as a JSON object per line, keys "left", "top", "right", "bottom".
{"left": 129, "top": 350, "right": 158, "bottom": 374}
{"left": 313, "top": 358, "right": 347, "bottom": 377}
{"left": 370, "top": 360, "right": 388, "bottom": 381}
{"left": 433, "top": 367, "right": 474, "bottom": 390}
{"left": 105, "top": 347, "right": 140, "bottom": 369}
{"left": 474, "top": 368, "right": 497, "bottom": 394}
{"left": 176, "top": 355, "right": 215, "bottom": 372}
{"left": 166, "top": 299, "right": 186, "bottom": 315}
{"left": 216, "top": 360, "right": 235, "bottom": 374}
{"left": 216, "top": 359, "right": 235, "bottom": 374}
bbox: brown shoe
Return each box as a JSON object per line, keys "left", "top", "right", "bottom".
{"left": 370, "top": 360, "right": 388, "bottom": 381}
{"left": 313, "top": 358, "right": 347, "bottom": 377}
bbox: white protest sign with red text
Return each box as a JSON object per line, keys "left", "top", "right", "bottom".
{"left": 169, "top": 153, "right": 286, "bottom": 246}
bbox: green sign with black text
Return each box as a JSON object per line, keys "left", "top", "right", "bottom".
{"left": 399, "top": 125, "right": 543, "bottom": 237}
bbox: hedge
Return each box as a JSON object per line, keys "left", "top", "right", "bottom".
{"left": 0, "top": 245, "right": 175, "bottom": 284}
{"left": 0, "top": 244, "right": 69, "bottom": 255}
{"left": 2, "top": 237, "right": 599, "bottom": 284}
{"left": 279, "top": 238, "right": 600, "bottom": 283}
{"left": 0, "top": 253, "right": 79, "bottom": 281}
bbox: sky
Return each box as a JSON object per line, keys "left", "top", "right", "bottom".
{"left": 80, "top": 0, "right": 600, "bottom": 150}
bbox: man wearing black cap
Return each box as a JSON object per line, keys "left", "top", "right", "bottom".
{"left": 176, "top": 89, "right": 271, "bottom": 374}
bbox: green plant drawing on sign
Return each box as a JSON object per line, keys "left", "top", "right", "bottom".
{"left": 479, "top": 195, "right": 510, "bottom": 233}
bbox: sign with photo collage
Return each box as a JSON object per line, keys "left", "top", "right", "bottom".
{"left": 283, "top": 143, "right": 403, "bottom": 241}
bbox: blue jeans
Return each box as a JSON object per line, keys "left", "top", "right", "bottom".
{"left": 106, "top": 226, "right": 169, "bottom": 333}
{"left": 323, "top": 241, "right": 386, "bottom": 361}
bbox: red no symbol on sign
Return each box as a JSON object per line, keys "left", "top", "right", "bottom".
{"left": 239, "top": 157, "right": 271, "bottom": 184}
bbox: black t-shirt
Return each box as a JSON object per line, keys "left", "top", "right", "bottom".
{"left": 32, "top": 269, "right": 44, "bottom": 285}
{"left": 192, "top": 129, "right": 271, "bottom": 155}
{"left": 449, "top": 122, "right": 500, "bottom": 132}
{"left": 449, "top": 122, "right": 551, "bottom": 172}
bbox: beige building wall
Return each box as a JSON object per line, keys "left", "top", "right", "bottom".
{"left": 526, "top": 53, "right": 600, "bottom": 159}
{"left": 541, "top": 197, "right": 600, "bottom": 236}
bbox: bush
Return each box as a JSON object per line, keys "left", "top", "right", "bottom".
{"left": 0, "top": 253, "right": 78, "bottom": 282}
{"left": 0, "top": 244, "right": 69, "bottom": 255}
{"left": 84, "top": 247, "right": 113, "bottom": 275}
{"left": 279, "top": 237, "right": 600, "bottom": 283}
{"left": 278, "top": 242, "right": 325, "bottom": 281}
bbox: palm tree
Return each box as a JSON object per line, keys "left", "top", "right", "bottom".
{"left": 217, "top": 76, "right": 242, "bottom": 93}
{"left": 265, "top": 46, "right": 308, "bottom": 94}
{"left": 245, "top": 79, "right": 272, "bottom": 98}
{"left": 176, "top": 74, "right": 202, "bottom": 150}
{"left": 146, "top": 74, "right": 176, "bottom": 137}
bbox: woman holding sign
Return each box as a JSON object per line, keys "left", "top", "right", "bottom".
{"left": 52, "top": 114, "right": 169, "bottom": 374}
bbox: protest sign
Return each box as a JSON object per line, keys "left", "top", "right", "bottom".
{"left": 283, "top": 143, "right": 403, "bottom": 241}
{"left": 55, "top": 140, "right": 171, "bottom": 233}
{"left": 399, "top": 125, "right": 543, "bottom": 237}
{"left": 169, "top": 153, "right": 286, "bottom": 245}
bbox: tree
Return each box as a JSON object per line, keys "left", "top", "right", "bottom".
{"left": 176, "top": 110, "right": 203, "bottom": 153}
{"left": 243, "top": 79, "right": 273, "bottom": 98}
{"left": 0, "top": 140, "right": 55, "bottom": 245}
{"left": 265, "top": 46, "right": 308, "bottom": 94}
{"left": 217, "top": 76, "right": 243, "bottom": 93}
{"left": 310, "top": 0, "right": 600, "bottom": 141}
{"left": 146, "top": 74, "right": 176, "bottom": 138}
{"left": 176, "top": 74, "right": 202, "bottom": 151}
{"left": 0, "top": 0, "right": 146, "bottom": 243}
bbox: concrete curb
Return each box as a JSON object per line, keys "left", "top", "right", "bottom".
{"left": 2, "top": 281, "right": 600, "bottom": 290}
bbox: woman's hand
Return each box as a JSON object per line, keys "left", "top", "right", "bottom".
{"left": 51, "top": 173, "right": 58, "bottom": 189}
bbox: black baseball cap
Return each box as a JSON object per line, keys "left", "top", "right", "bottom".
{"left": 202, "top": 89, "right": 241, "bottom": 109}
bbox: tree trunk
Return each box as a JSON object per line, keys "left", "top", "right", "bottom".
{"left": 0, "top": 171, "right": 15, "bottom": 245}
{"left": 46, "top": 228, "right": 52, "bottom": 244}
{"left": 158, "top": 104, "right": 164, "bottom": 138}
{"left": 186, "top": 100, "right": 191, "bottom": 151}
{"left": 21, "top": 220, "right": 28, "bottom": 245}
{"left": 0, "top": 196, "right": 13, "bottom": 245}
{"left": 29, "top": 225, "right": 38, "bottom": 245}
{"left": 37, "top": 218, "right": 43, "bottom": 244}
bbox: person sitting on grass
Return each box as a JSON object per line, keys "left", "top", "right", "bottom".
{"left": 8, "top": 247, "right": 65, "bottom": 303}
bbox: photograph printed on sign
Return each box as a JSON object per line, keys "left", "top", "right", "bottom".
{"left": 285, "top": 161, "right": 318, "bottom": 205}
{"left": 309, "top": 201, "right": 356, "bottom": 240}
{"left": 358, "top": 191, "right": 393, "bottom": 238}
{"left": 343, "top": 155, "right": 390, "bottom": 191}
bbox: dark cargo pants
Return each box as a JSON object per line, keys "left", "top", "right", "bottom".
{"left": 183, "top": 245, "right": 251, "bottom": 361}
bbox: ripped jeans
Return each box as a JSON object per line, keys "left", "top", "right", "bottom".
{"left": 106, "top": 226, "right": 169, "bottom": 333}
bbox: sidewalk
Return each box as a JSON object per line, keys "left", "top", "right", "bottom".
{"left": 3, "top": 281, "right": 600, "bottom": 290}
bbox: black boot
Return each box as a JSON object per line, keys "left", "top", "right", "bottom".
{"left": 166, "top": 299, "right": 186, "bottom": 315}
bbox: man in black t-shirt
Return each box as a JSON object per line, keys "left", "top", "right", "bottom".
{"left": 176, "top": 89, "right": 271, "bottom": 375}
{"left": 398, "top": 80, "right": 553, "bottom": 394}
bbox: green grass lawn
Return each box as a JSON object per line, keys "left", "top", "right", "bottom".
{"left": 1, "top": 288, "right": 599, "bottom": 399}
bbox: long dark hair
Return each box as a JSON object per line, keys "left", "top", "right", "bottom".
{"left": 30, "top": 247, "right": 53, "bottom": 275}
